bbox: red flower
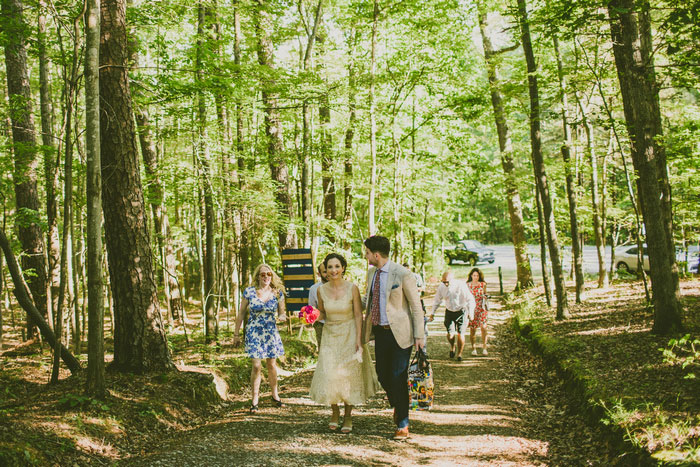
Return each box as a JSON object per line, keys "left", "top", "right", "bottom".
{"left": 298, "top": 305, "right": 319, "bottom": 325}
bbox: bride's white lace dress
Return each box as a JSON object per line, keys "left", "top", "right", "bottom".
{"left": 309, "top": 281, "right": 379, "bottom": 405}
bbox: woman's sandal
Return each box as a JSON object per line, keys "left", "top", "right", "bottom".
{"left": 249, "top": 404, "right": 258, "bottom": 414}
{"left": 271, "top": 397, "right": 283, "bottom": 408}
{"left": 328, "top": 421, "right": 339, "bottom": 431}
{"left": 340, "top": 423, "right": 353, "bottom": 434}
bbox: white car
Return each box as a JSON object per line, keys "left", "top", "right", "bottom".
{"left": 615, "top": 245, "right": 650, "bottom": 273}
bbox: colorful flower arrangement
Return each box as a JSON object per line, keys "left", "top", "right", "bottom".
{"left": 298, "top": 305, "right": 320, "bottom": 325}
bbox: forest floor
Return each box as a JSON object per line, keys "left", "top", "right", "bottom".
{"left": 2, "top": 277, "right": 699, "bottom": 466}
{"left": 117, "top": 301, "right": 620, "bottom": 466}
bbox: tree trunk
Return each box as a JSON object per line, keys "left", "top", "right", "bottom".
{"left": 0, "top": 251, "right": 3, "bottom": 349}
{"left": 37, "top": 0, "right": 61, "bottom": 327}
{"left": 100, "top": 0, "right": 172, "bottom": 372}
{"left": 299, "top": 1, "right": 323, "bottom": 246}
{"left": 552, "top": 34, "right": 583, "bottom": 303}
{"left": 342, "top": 27, "right": 357, "bottom": 249}
{"left": 318, "top": 14, "right": 335, "bottom": 227}
{"left": 477, "top": 2, "right": 533, "bottom": 290}
{"left": 1, "top": 0, "right": 49, "bottom": 339}
{"left": 85, "top": 0, "right": 104, "bottom": 396}
{"left": 517, "top": 0, "right": 568, "bottom": 319}
{"left": 135, "top": 107, "right": 183, "bottom": 320}
{"left": 368, "top": 0, "right": 379, "bottom": 236}
{"left": 577, "top": 96, "right": 608, "bottom": 288}
{"left": 210, "top": 7, "right": 238, "bottom": 330}
{"left": 233, "top": 1, "right": 250, "bottom": 287}
{"left": 320, "top": 95, "right": 336, "bottom": 222}
{"left": 608, "top": 0, "right": 682, "bottom": 334}
{"left": 196, "top": 2, "right": 218, "bottom": 342}
{"left": 71, "top": 200, "right": 83, "bottom": 353}
{"left": 53, "top": 11, "right": 81, "bottom": 382}
{"left": 535, "top": 183, "right": 552, "bottom": 306}
{"left": 0, "top": 228, "right": 81, "bottom": 373}
{"left": 254, "top": 0, "right": 297, "bottom": 251}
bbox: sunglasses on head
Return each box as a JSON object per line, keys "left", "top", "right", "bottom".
{"left": 259, "top": 272, "right": 273, "bottom": 278}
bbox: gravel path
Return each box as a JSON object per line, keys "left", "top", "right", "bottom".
{"left": 121, "top": 302, "right": 615, "bottom": 466}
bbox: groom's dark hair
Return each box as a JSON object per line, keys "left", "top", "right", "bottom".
{"left": 364, "top": 235, "right": 390, "bottom": 257}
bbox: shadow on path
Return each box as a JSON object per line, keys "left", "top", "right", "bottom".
{"left": 121, "top": 303, "right": 604, "bottom": 466}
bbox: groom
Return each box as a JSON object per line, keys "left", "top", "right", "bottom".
{"left": 362, "top": 235, "right": 425, "bottom": 440}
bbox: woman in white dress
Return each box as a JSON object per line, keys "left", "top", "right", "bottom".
{"left": 309, "top": 253, "right": 379, "bottom": 433}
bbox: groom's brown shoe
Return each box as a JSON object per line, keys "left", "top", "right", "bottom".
{"left": 393, "top": 427, "right": 409, "bottom": 440}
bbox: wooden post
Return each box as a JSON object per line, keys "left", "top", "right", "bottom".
{"left": 498, "top": 266, "right": 504, "bottom": 296}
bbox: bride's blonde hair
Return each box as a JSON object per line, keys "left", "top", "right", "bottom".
{"left": 252, "top": 263, "right": 286, "bottom": 295}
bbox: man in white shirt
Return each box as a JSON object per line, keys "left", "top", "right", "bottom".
{"left": 431, "top": 270, "right": 475, "bottom": 361}
{"left": 307, "top": 262, "right": 327, "bottom": 347}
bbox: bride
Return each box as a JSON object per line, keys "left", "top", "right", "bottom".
{"left": 309, "top": 253, "right": 379, "bottom": 433}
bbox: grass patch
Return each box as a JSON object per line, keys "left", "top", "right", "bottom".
{"left": 509, "top": 278, "right": 700, "bottom": 464}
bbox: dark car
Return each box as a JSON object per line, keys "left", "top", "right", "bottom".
{"left": 445, "top": 240, "right": 495, "bottom": 266}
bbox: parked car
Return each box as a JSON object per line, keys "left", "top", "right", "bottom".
{"left": 615, "top": 245, "right": 650, "bottom": 273}
{"left": 445, "top": 240, "right": 495, "bottom": 266}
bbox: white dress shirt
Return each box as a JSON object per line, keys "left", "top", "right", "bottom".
{"left": 431, "top": 280, "right": 476, "bottom": 318}
{"left": 308, "top": 281, "right": 325, "bottom": 323}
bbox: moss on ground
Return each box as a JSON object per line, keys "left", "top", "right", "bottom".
{"left": 509, "top": 278, "right": 700, "bottom": 465}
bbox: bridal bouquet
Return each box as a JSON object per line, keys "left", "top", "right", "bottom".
{"left": 298, "top": 305, "right": 320, "bottom": 325}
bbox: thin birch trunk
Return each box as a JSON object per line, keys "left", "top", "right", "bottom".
{"left": 552, "top": 34, "right": 583, "bottom": 303}
{"left": 368, "top": 0, "right": 379, "bottom": 236}
{"left": 85, "top": 0, "right": 104, "bottom": 394}
{"left": 477, "top": 1, "right": 533, "bottom": 290}
{"left": 517, "top": 0, "right": 568, "bottom": 318}
{"left": 197, "top": 2, "right": 218, "bottom": 342}
{"left": 38, "top": 0, "right": 60, "bottom": 327}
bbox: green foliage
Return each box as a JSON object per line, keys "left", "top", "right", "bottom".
{"left": 0, "top": 443, "right": 43, "bottom": 467}
{"left": 57, "top": 393, "right": 110, "bottom": 412}
{"left": 661, "top": 334, "right": 700, "bottom": 380}
{"left": 600, "top": 398, "right": 700, "bottom": 463}
{"left": 279, "top": 330, "right": 317, "bottom": 369}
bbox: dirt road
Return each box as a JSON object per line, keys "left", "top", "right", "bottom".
{"left": 122, "top": 303, "right": 614, "bottom": 466}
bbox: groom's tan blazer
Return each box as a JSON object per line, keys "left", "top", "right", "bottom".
{"left": 362, "top": 261, "right": 425, "bottom": 348}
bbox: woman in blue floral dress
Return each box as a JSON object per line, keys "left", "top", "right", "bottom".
{"left": 233, "top": 264, "right": 287, "bottom": 413}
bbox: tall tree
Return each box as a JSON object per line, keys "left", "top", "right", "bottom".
{"left": 342, "top": 26, "right": 357, "bottom": 248}
{"left": 53, "top": 8, "right": 82, "bottom": 383}
{"left": 135, "top": 105, "right": 183, "bottom": 321}
{"left": 476, "top": 2, "right": 533, "bottom": 290}
{"left": 1, "top": 0, "right": 49, "bottom": 339}
{"left": 576, "top": 94, "right": 608, "bottom": 288}
{"left": 516, "top": 0, "right": 569, "bottom": 319}
{"left": 552, "top": 34, "right": 584, "bottom": 303}
{"left": 299, "top": 0, "right": 324, "bottom": 245}
{"left": 367, "top": 0, "right": 379, "bottom": 236}
{"left": 254, "top": 0, "right": 297, "bottom": 251}
{"left": 85, "top": 0, "right": 104, "bottom": 397}
{"left": 37, "top": 0, "right": 61, "bottom": 325}
{"left": 128, "top": 0, "right": 184, "bottom": 324}
{"left": 196, "top": 1, "right": 218, "bottom": 342}
{"left": 318, "top": 27, "right": 336, "bottom": 224}
{"left": 100, "top": 0, "right": 172, "bottom": 371}
{"left": 607, "top": 0, "right": 683, "bottom": 334}
{"left": 233, "top": 0, "right": 250, "bottom": 285}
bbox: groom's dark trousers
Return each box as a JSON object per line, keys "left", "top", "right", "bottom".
{"left": 373, "top": 325, "right": 412, "bottom": 429}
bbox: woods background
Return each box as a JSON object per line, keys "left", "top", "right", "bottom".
{"left": 1, "top": 0, "right": 699, "bottom": 384}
